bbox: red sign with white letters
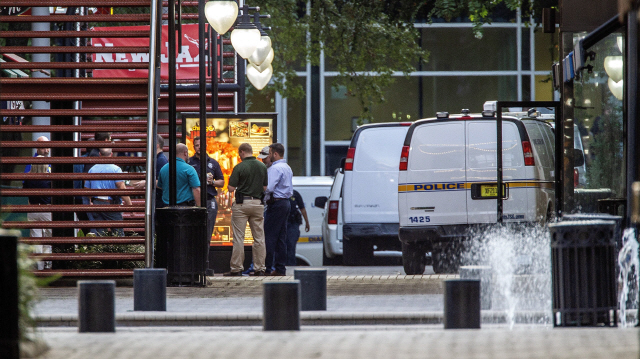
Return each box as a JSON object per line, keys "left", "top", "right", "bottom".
{"left": 91, "top": 24, "right": 219, "bottom": 80}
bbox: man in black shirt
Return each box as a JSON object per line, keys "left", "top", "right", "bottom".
{"left": 188, "top": 136, "right": 225, "bottom": 241}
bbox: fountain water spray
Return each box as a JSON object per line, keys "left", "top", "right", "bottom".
{"left": 464, "top": 224, "right": 552, "bottom": 328}
{"left": 618, "top": 227, "right": 639, "bottom": 327}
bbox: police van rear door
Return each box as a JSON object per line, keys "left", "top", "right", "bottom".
{"left": 403, "top": 121, "right": 468, "bottom": 226}
{"left": 466, "top": 119, "right": 528, "bottom": 223}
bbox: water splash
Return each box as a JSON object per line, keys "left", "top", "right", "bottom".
{"left": 618, "top": 228, "right": 639, "bottom": 327}
{"left": 464, "top": 224, "right": 552, "bottom": 329}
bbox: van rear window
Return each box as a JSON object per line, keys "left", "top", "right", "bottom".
{"left": 410, "top": 123, "right": 465, "bottom": 170}
{"left": 353, "top": 127, "right": 409, "bottom": 171}
{"left": 467, "top": 122, "right": 523, "bottom": 168}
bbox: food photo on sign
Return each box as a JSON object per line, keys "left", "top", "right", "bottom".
{"left": 182, "top": 113, "right": 276, "bottom": 246}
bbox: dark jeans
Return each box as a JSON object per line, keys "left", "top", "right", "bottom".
{"left": 286, "top": 220, "right": 300, "bottom": 266}
{"left": 206, "top": 197, "right": 219, "bottom": 241}
{"left": 90, "top": 199, "right": 124, "bottom": 236}
{"left": 264, "top": 199, "right": 290, "bottom": 274}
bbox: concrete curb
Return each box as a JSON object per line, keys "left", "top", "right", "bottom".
{"left": 36, "top": 311, "right": 554, "bottom": 327}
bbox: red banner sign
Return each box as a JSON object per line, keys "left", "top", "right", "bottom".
{"left": 91, "top": 24, "right": 219, "bottom": 80}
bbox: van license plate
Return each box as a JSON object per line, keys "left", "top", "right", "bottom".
{"left": 480, "top": 184, "right": 506, "bottom": 198}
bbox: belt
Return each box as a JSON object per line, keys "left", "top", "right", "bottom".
{"left": 272, "top": 197, "right": 287, "bottom": 201}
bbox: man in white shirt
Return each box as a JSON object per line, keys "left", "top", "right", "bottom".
{"left": 264, "top": 143, "right": 293, "bottom": 276}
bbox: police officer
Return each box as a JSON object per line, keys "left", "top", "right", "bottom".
{"left": 188, "top": 136, "right": 225, "bottom": 240}
{"left": 286, "top": 190, "right": 310, "bottom": 266}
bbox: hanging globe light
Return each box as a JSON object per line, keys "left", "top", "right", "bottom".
{"left": 204, "top": 1, "right": 238, "bottom": 35}
{"left": 604, "top": 56, "right": 623, "bottom": 83}
{"left": 246, "top": 63, "right": 273, "bottom": 90}
{"left": 230, "top": 7, "right": 261, "bottom": 59}
{"left": 250, "top": 47, "right": 274, "bottom": 72}
{"left": 248, "top": 35, "right": 272, "bottom": 66}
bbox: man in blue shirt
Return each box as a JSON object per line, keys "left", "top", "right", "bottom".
{"left": 264, "top": 143, "right": 294, "bottom": 276}
{"left": 85, "top": 148, "right": 132, "bottom": 236}
{"left": 157, "top": 143, "right": 201, "bottom": 207}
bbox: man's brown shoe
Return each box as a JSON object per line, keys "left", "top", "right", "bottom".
{"left": 223, "top": 271, "right": 243, "bottom": 277}
{"left": 249, "top": 270, "right": 266, "bottom": 276}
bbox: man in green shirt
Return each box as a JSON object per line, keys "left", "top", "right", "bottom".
{"left": 225, "top": 143, "right": 268, "bottom": 276}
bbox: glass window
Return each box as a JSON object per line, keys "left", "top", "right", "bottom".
{"left": 420, "top": 28, "right": 518, "bottom": 71}
{"left": 352, "top": 127, "right": 409, "bottom": 172}
{"left": 286, "top": 77, "right": 307, "bottom": 175}
{"left": 468, "top": 122, "right": 522, "bottom": 169}
{"left": 324, "top": 76, "right": 419, "bottom": 141}
{"left": 421, "top": 76, "right": 517, "bottom": 116}
{"left": 573, "top": 32, "right": 625, "bottom": 212}
{"left": 411, "top": 122, "right": 465, "bottom": 170}
{"left": 534, "top": 30, "right": 558, "bottom": 71}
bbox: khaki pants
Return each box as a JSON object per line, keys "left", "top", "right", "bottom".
{"left": 230, "top": 199, "right": 266, "bottom": 272}
{"left": 28, "top": 211, "right": 52, "bottom": 270}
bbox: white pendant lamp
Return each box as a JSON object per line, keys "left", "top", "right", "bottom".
{"left": 608, "top": 77, "right": 623, "bottom": 100}
{"left": 250, "top": 48, "right": 274, "bottom": 72}
{"left": 231, "top": 27, "right": 261, "bottom": 58}
{"left": 248, "top": 35, "right": 272, "bottom": 66}
{"left": 604, "top": 56, "right": 623, "bottom": 83}
{"left": 204, "top": 1, "right": 238, "bottom": 35}
{"left": 246, "top": 63, "right": 273, "bottom": 90}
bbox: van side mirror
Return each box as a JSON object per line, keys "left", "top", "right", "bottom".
{"left": 314, "top": 196, "right": 328, "bottom": 208}
{"left": 573, "top": 148, "right": 585, "bottom": 167}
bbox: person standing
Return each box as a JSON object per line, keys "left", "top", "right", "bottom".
{"left": 134, "top": 134, "right": 169, "bottom": 208}
{"left": 264, "top": 143, "right": 294, "bottom": 276}
{"left": 225, "top": 143, "right": 268, "bottom": 276}
{"left": 85, "top": 148, "right": 132, "bottom": 236}
{"left": 23, "top": 160, "right": 52, "bottom": 270}
{"left": 157, "top": 143, "right": 201, "bottom": 207}
{"left": 24, "top": 135, "right": 50, "bottom": 173}
{"left": 286, "top": 190, "right": 310, "bottom": 266}
{"left": 188, "top": 136, "right": 224, "bottom": 240}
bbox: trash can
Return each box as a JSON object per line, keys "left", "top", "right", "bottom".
{"left": 155, "top": 207, "right": 208, "bottom": 287}
{"left": 0, "top": 230, "right": 19, "bottom": 359}
{"left": 548, "top": 220, "right": 617, "bottom": 327}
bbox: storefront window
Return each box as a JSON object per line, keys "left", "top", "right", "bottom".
{"left": 421, "top": 76, "right": 517, "bottom": 115}
{"left": 286, "top": 77, "right": 307, "bottom": 175}
{"left": 572, "top": 32, "right": 625, "bottom": 213}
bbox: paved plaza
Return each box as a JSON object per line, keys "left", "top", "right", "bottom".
{"left": 29, "top": 271, "right": 640, "bottom": 358}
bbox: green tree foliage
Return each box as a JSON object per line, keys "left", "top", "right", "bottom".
{"left": 254, "top": 0, "right": 551, "bottom": 120}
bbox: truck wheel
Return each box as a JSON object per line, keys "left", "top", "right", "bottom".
{"left": 402, "top": 242, "right": 426, "bottom": 275}
{"left": 343, "top": 237, "right": 373, "bottom": 266}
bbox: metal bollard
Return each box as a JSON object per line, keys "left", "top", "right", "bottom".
{"left": 263, "top": 281, "right": 300, "bottom": 331}
{"left": 444, "top": 279, "right": 481, "bottom": 329}
{"left": 0, "top": 232, "right": 19, "bottom": 359}
{"left": 294, "top": 269, "right": 327, "bottom": 311}
{"left": 459, "top": 266, "right": 492, "bottom": 310}
{"left": 134, "top": 268, "right": 167, "bottom": 311}
{"left": 78, "top": 280, "right": 116, "bottom": 333}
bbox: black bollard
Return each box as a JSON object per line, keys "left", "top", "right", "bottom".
{"left": 78, "top": 280, "right": 116, "bottom": 333}
{"left": 459, "top": 266, "right": 492, "bottom": 310}
{"left": 294, "top": 269, "right": 327, "bottom": 311}
{"left": 0, "top": 232, "right": 19, "bottom": 359}
{"left": 134, "top": 268, "right": 167, "bottom": 311}
{"left": 444, "top": 279, "right": 481, "bottom": 329}
{"left": 263, "top": 281, "right": 300, "bottom": 331}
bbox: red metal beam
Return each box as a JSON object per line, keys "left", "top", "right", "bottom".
{"left": 0, "top": 157, "right": 146, "bottom": 164}
{"left": 0, "top": 46, "right": 149, "bottom": 53}
{"left": 0, "top": 14, "right": 151, "bottom": 22}
{"left": 2, "top": 0, "right": 150, "bottom": 6}
{"left": 1, "top": 125, "right": 148, "bottom": 132}
{"left": 4, "top": 205, "right": 145, "bottom": 213}
{"left": 2, "top": 221, "right": 143, "bottom": 229}
{"left": 0, "top": 63, "right": 149, "bottom": 70}
{"left": 0, "top": 141, "right": 148, "bottom": 148}
{"left": 1, "top": 189, "right": 146, "bottom": 196}
{"left": 0, "top": 173, "right": 146, "bottom": 180}
{"left": 33, "top": 269, "right": 135, "bottom": 277}
{"left": 31, "top": 253, "right": 145, "bottom": 261}
{"left": 0, "top": 30, "right": 150, "bottom": 38}
{"left": 20, "top": 237, "right": 145, "bottom": 245}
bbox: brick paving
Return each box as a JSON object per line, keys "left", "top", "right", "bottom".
{"left": 36, "top": 326, "right": 640, "bottom": 359}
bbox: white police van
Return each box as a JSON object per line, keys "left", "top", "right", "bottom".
{"left": 398, "top": 102, "right": 556, "bottom": 274}
{"left": 342, "top": 122, "right": 412, "bottom": 265}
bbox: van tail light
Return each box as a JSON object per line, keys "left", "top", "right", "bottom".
{"left": 328, "top": 200, "right": 339, "bottom": 224}
{"left": 344, "top": 148, "right": 355, "bottom": 171}
{"left": 522, "top": 141, "right": 535, "bottom": 166}
{"left": 574, "top": 168, "right": 579, "bottom": 187}
{"left": 399, "top": 145, "right": 410, "bottom": 171}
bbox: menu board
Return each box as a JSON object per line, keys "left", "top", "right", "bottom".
{"left": 182, "top": 113, "right": 277, "bottom": 246}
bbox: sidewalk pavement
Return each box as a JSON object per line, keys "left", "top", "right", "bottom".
{"left": 35, "top": 326, "right": 640, "bottom": 359}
